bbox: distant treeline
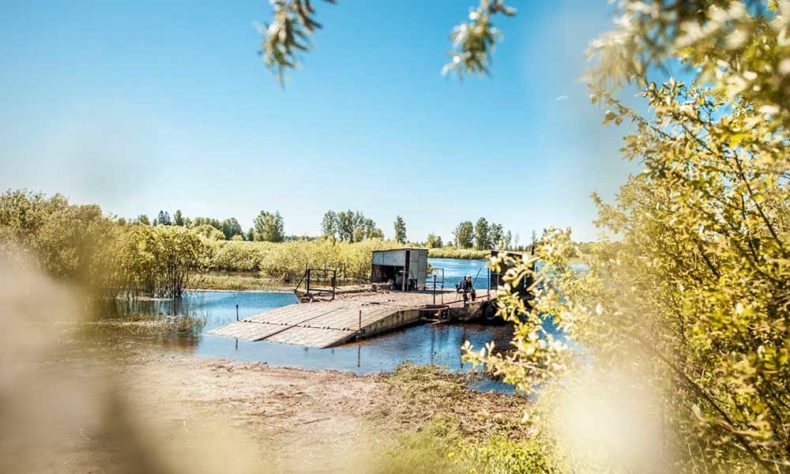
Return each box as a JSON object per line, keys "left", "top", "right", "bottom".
{"left": 0, "top": 191, "right": 414, "bottom": 297}
{"left": 134, "top": 209, "right": 525, "bottom": 253}
{"left": 1, "top": 190, "right": 562, "bottom": 298}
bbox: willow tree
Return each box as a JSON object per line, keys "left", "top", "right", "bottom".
{"left": 465, "top": 1, "right": 790, "bottom": 471}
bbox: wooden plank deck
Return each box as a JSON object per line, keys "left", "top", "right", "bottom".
{"left": 209, "top": 289, "right": 494, "bottom": 348}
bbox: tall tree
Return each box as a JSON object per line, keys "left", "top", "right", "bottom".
{"left": 320, "top": 210, "right": 337, "bottom": 240}
{"left": 253, "top": 211, "right": 284, "bottom": 242}
{"left": 489, "top": 223, "right": 504, "bottom": 249}
{"left": 474, "top": 217, "right": 490, "bottom": 250}
{"left": 173, "top": 209, "right": 184, "bottom": 226}
{"left": 135, "top": 214, "right": 150, "bottom": 226}
{"left": 156, "top": 210, "right": 171, "bottom": 226}
{"left": 454, "top": 221, "right": 474, "bottom": 249}
{"left": 393, "top": 216, "right": 407, "bottom": 243}
{"left": 336, "top": 210, "right": 355, "bottom": 242}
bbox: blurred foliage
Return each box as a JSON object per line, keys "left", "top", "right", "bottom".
{"left": 259, "top": 0, "right": 516, "bottom": 82}
{"left": 588, "top": 0, "right": 790, "bottom": 128}
{"left": 373, "top": 415, "right": 557, "bottom": 474}
{"left": 442, "top": 0, "right": 517, "bottom": 79}
{"left": 466, "top": 0, "right": 790, "bottom": 471}
{"left": 0, "top": 190, "right": 114, "bottom": 291}
{"left": 260, "top": 0, "right": 335, "bottom": 83}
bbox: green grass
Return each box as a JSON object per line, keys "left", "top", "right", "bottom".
{"left": 370, "top": 364, "right": 558, "bottom": 473}
{"left": 373, "top": 422, "right": 558, "bottom": 474}
{"left": 192, "top": 272, "right": 286, "bottom": 291}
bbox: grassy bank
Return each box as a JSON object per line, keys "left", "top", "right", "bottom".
{"left": 373, "top": 363, "right": 556, "bottom": 473}
{"left": 428, "top": 247, "right": 491, "bottom": 260}
{"left": 193, "top": 272, "right": 289, "bottom": 291}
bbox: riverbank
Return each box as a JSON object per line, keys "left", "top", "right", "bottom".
{"left": 18, "top": 340, "right": 534, "bottom": 473}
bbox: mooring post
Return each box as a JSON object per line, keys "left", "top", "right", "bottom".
{"left": 358, "top": 309, "right": 362, "bottom": 340}
{"left": 236, "top": 304, "right": 239, "bottom": 321}
{"left": 433, "top": 274, "right": 437, "bottom": 305}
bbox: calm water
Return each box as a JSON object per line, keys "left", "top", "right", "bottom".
{"left": 429, "top": 257, "right": 491, "bottom": 290}
{"left": 122, "top": 258, "right": 515, "bottom": 390}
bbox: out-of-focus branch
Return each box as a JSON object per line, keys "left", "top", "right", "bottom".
{"left": 442, "top": 0, "right": 517, "bottom": 79}
{"left": 259, "top": 0, "right": 336, "bottom": 84}
{"left": 258, "top": 0, "right": 517, "bottom": 83}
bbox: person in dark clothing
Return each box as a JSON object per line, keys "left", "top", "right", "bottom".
{"left": 457, "top": 275, "right": 476, "bottom": 302}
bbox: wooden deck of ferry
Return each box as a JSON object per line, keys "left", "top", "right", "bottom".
{"left": 209, "top": 289, "right": 495, "bottom": 348}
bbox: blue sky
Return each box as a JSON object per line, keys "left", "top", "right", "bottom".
{"left": 0, "top": 0, "right": 634, "bottom": 243}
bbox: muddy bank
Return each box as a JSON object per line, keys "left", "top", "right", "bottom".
{"left": 8, "top": 343, "right": 527, "bottom": 473}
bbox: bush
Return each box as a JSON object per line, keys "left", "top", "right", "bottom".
{"left": 208, "top": 238, "right": 406, "bottom": 281}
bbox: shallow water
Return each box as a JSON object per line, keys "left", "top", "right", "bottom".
{"left": 111, "top": 258, "right": 524, "bottom": 391}
{"left": 125, "top": 290, "right": 513, "bottom": 390}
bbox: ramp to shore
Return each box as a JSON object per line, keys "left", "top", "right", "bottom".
{"left": 209, "top": 290, "right": 493, "bottom": 348}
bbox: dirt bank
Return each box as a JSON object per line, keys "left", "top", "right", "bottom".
{"left": 6, "top": 339, "right": 527, "bottom": 473}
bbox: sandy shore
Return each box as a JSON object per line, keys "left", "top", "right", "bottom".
{"left": 3, "top": 338, "right": 527, "bottom": 473}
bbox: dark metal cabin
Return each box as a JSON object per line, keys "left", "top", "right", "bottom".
{"left": 371, "top": 248, "right": 428, "bottom": 291}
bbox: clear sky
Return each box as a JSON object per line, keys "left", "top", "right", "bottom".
{"left": 0, "top": 0, "right": 634, "bottom": 243}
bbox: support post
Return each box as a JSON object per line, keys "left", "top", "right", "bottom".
{"left": 357, "top": 310, "right": 362, "bottom": 340}
{"left": 236, "top": 304, "right": 239, "bottom": 321}
{"left": 433, "top": 274, "right": 437, "bottom": 305}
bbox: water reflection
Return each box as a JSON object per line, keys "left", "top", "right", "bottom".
{"left": 102, "top": 259, "right": 527, "bottom": 391}
{"left": 103, "top": 289, "right": 514, "bottom": 390}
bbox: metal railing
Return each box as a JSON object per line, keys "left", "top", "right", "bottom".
{"left": 294, "top": 268, "right": 337, "bottom": 301}
{"left": 426, "top": 268, "right": 445, "bottom": 305}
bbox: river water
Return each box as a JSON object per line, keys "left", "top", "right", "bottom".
{"left": 120, "top": 258, "right": 519, "bottom": 390}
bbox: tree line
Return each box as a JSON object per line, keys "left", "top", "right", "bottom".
{"left": 125, "top": 209, "right": 285, "bottom": 243}
{"left": 449, "top": 218, "right": 515, "bottom": 250}
{"left": 127, "top": 207, "right": 527, "bottom": 252}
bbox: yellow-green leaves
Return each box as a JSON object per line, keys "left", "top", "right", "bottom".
{"left": 260, "top": 0, "right": 335, "bottom": 84}
{"left": 442, "top": 1, "right": 516, "bottom": 79}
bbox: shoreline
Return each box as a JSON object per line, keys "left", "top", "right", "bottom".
{"left": 29, "top": 343, "right": 529, "bottom": 472}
